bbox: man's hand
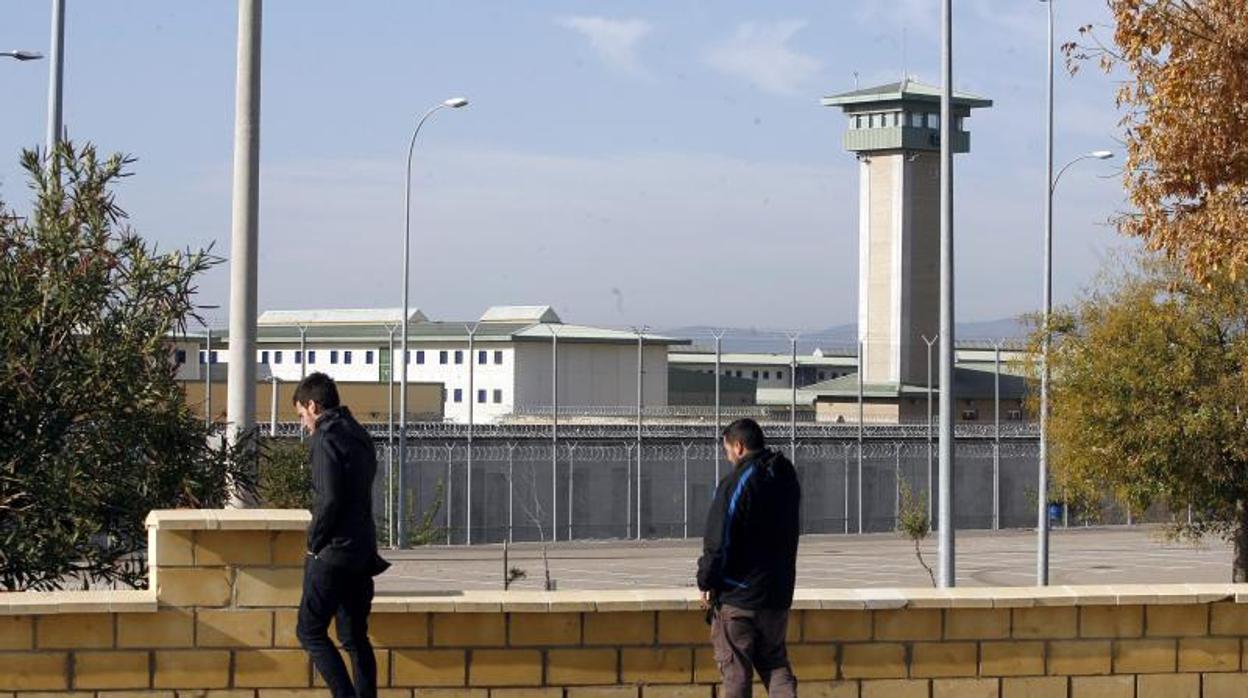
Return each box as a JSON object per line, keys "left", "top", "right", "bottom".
{"left": 700, "top": 589, "right": 712, "bottom": 609}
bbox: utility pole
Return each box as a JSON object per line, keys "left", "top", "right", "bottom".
{"left": 46, "top": 0, "right": 65, "bottom": 155}
{"left": 938, "top": 0, "right": 957, "bottom": 587}
{"left": 225, "top": 0, "right": 262, "bottom": 488}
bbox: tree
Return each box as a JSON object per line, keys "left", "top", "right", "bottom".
{"left": 1067, "top": 0, "right": 1248, "bottom": 278}
{"left": 0, "top": 143, "right": 255, "bottom": 591}
{"left": 1032, "top": 253, "right": 1248, "bottom": 580}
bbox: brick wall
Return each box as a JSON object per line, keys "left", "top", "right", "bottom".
{"left": 2, "top": 509, "right": 1248, "bottom": 697}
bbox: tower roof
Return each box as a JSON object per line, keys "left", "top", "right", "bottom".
{"left": 821, "top": 78, "right": 992, "bottom": 109}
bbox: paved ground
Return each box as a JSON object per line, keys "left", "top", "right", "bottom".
{"left": 376, "top": 525, "right": 1233, "bottom": 593}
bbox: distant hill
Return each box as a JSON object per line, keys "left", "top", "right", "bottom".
{"left": 663, "top": 317, "right": 1030, "bottom": 354}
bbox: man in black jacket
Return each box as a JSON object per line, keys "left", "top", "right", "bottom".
{"left": 293, "top": 373, "right": 390, "bottom": 698}
{"left": 697, "top": 418, "right": 801, "bottom": 698}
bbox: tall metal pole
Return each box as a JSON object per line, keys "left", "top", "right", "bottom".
{"left": 567, "top": 443, "right": 576, "bottom": 541}
{"left": 924, "top": 335, "right": 937, "bottom": 526}
{"left": 226, "top": 0, "right": 263, "bottom": 471}
{"left": 400, "top": 98, "right": 465, "bottom": 549}
{"left": 843, "top": 445, "right": 850, "bottom": 535}
{"left": 1038, "top": 0, "right": 1055, "bottom": 587}
{"left": 507, "top": 443, "right": 515, "bottom": 543}
{"left": 713, "top": 330, "right": 725, "bottom": 483}
{"left": 551, "top": 326, "right": 559, "bottom": 541}
{"left": 635, "top": 327, "right": 647, "bottom": 541}
{"left": 465, "top": 324, "right": 477, "bottom": 545}
{"left": 445, "top": 446, "right": 453, "bottom": 546}
{"left": 938, "top": 0, "right": 957, "bottom": 587}
{"left": 994, "top": 341, "right": 1002, "bottom": 531}
{"left": 682, "top": 443, "right": 691, "bottom": 538}
{"left": 269, "top": 376, "right": 278, "bottom": 436}
{"left": 298, "top": 325, "right": 307, "bottom": 443}
{"left": 788, "top": 333, "right": 799, "bottom": 460}
{"left": 386, "top": 324, "right": 396, "bottom": 548}
{"left": 857, "top": 339, "right": 864, "bottom": 534}
{"left": 204, "top": 327, "right": 213, "bottom": 428}
{"left": 45, "top": 0, "right": 64, "bottom": 155}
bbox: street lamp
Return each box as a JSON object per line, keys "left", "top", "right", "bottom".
{"left": 397, "top": 96, "right": 468, "bottom": 549}
{"left": 195, "top": 305, "right": 221, "bottom": 428}
{"left": 1039, "top": 0, "right": 1116, "bottom": 588}
{"left": 1, "top": 50, "right": 43, "bottom": 61}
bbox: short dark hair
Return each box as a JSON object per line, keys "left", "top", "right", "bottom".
{"left": 292, "top": 372, "right": 340, "bottom": 409}
{"left": 722, "top": 418, "right": 765, "bottom": 451}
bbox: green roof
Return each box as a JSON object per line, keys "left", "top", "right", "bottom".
{"left": 183, "top": 321, "right": 688, "bottom": 346}
{"left": 822, "top": 78, "right": 992, "bottom": 109}
{"left": 806, "top": 366, "right": 1028, "bottom": 400}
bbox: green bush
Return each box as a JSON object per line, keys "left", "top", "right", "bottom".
{"left": 258, "top": 440, "right": 312, "bottom": 509}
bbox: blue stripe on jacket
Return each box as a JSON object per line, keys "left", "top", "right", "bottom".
{"left": 719, "top": 463, "right": 756, "bottom": 587}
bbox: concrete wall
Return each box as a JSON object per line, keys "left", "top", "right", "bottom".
{"left": 815, "top": 397, "right": 1025, "bottom": 424}
{"left": 3, "top": 509, "right": 1248, "bottom": 697}
{"left": 391, "top": 342, "right": 517, "bottom": 424}
{"left": 514, "top": 343, "right": 668, "bottom": 413}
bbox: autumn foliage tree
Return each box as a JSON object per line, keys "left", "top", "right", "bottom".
{"left": 1037, "top": 255, "right": 1248, "bottom": 581}
{"left": 1067, "top": 0, "right": 1248, "bottom": 278}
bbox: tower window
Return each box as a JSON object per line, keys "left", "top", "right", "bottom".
{"left": 344, "top": 350, "right": 352, "bottom": 365}
{"left": 494, "top": 350, "right": 503, "bottom": 364}
{"left": 454, "top": 350, "right": 463, "bottom": 365}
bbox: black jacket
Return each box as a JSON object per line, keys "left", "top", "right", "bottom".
{"left": 696, "top": 448, "right": 801, "bottom": 609}
{"left": 307, "top": 406, "right": 388, "bottom": 575}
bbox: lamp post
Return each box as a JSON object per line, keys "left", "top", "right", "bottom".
{"left": 938, "top": 0, "right": 955, "bottom": 588}
{"left": 1, "top": 50, "right": 43, "bottom": 61}
{"left": 195, "top": 305, "right": 220, "bottom": 428}
{"left": 398, "top": 96, "right": 468, "bottom": 549}
{"left": 46, "top": 0, "right": 64, "bottom": 154}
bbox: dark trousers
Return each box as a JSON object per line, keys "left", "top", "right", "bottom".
{"left": 296, "top": 556, "right": 377, "bottom": 698}
{"left": 711, "top": 604, "right": 798, "bottom": 698}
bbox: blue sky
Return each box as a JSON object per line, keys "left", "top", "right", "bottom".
{"left": 0, "top": 1, "right": 1128, "bottom": 331}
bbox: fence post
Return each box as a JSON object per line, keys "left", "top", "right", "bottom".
{"left": 507, "top": 442, "right": 515, "bottom": 543}
{"left": 466, "top": 324, "right": 478, "bottom": 546}
{"left": 567, "top": 442, "right": 577, "bottom": 541}
{"left": 843, "top": 444, "right": 851, "bottom": 535}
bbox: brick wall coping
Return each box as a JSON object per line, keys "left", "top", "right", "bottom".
{"left": 144, "top": 508, "right": 312, "bottom": 531}
{"left": 3, "top": 583, "right": 1248, "bottom": 616}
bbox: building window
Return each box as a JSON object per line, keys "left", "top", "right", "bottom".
{"left": 493, "top": 389, "right": 502, "bottom": 404}
{"left": 210, "top": 351, "right": 220, "bottom": 364}
{"left": 752, "top": 370, "right": 759, "bottom": 379}
{"left": 763, "top": 371, "right": 770, "bottom": 380}
{"left": 330, "top": 350, "right": 339, "bottom": 365}
{"left": 478, "top": 350, "right": 487, "bottom": 365}
{"left": 416, "top": 350, "right": 425, "bottom": 365}
{"left": 453, "top": 388, "right": 463, "bottom": 403}
{"left": 365, "top": 351, "right": 374, "bottom": 365}
{"left": 818, "top": 371, "right": 826, "bottom": 380}
{"left": 294, "top": 350, "right": 303, "bottom": 364}
{"left": 777, "top": 370, "right": 783, "bottom": 380}
{"left": 494, "top": 350, "right": 503, "bottom": 364}
{"left": 926, "top": 113, "right": 940, "bottom": 129}
{"left": 259, "top": 351, "right": 269, "bottom": 364}
{"left": 477, "top": 389, "right": 486, "bottom": 404}
{"left": 1007, "top": 409, "right": 1022, "bottom": 421}
{"left": 274, "top": 351, "right": 283, "bottom": 364}
{"left": 910, "top": 112, "right": 923, "bottom": 128}
{"left": 735, "top": 370, "right": 743, "bottom": 378}
{"left": 961, "top": 409, "right": 979, "bottom": 421}
{"left": 724, "top": 369, "right": 731, "bottom": 376}
{"left": 199, "top": 351, "right": 206, "bottom": 365}
{"left": 439, "top": 351, "right": 448, "bottom": 365}
{"left": 344, "top": 350, "right": 353, "bottom": 365}
{"left": 307, "top": 350, "right": 316, "bottom": 364}
{"left": 176, "top": 349, "right": 187, "bottom": 365}
{"left": 454, "top": 350, "right": 464, "bottom": 365}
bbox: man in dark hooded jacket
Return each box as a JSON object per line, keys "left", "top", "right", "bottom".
{"left": 697, "top": 418, "right": 801, "bottom": 698}
{"left": 293, "top": 372, "right": 390, "bottom": 698}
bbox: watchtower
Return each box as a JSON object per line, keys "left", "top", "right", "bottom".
{"left": 822, "top": 78, "right": 991, "bottom": 388}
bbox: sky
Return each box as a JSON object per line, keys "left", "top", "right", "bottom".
{"left": 0, "top": 1, "right": 1130, "bottom": 333}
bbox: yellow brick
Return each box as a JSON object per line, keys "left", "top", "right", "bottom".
{"left": 37, "top": 614, "right": 114, "bottom": 649}
{"left": 0, "top": 653, "right": 68, "bottom": 690}
{"left": 656, "top": 611, "right": 708, "bottom": 645}
{"left": 567, "top": 688, "right": 637, "bottom": 698}
{"left": 945, "top": 609, "right": 1010, "bottom": 640}
{"left": 234, "top": 649, "right": 310, "bottom": 688}
{"left": 156, "top": 568, "right": 233, "bottom": 607}
{"left": 432, "top": 614, "right": 506, "bottom": 647}
{"left": 980, "top": 642, "right": 1045, "bottom": 677}
{"left": 789, "top": 682, "right": 857, "bottom": 698}
{"left": 787, "top": 644, "right": 837, "bottom": 680}
{"left": 911, "top": 642, "right": 977, "bottom": 678}
{"left": 392, "top": 650, "right": 467, "bottom": 687}
{"left": 1001, "top": 677, "right": 1066, "bottom": 698}
{"left": 641, "top": 687, "right": 711, "bottom": 698}
{"left": 840, "top": 643, "right": 906, "bottom": 679}
{"left": 196, "top": 610, "right": 274, "bottom": 647}
{"left": 510, "top": 613, "right": 581, "bottom": 646}
{"left": 860, "top": 679, "right": 928, "bottom": 698}
{"left": 153, "top": 651, "right": 231, "bottom": 689}
{"left": 256, "top": 692, "right": 325, "bottom": 698}
{"left": 235, "top": 568, "right": 303, "bottom": 608}
{"left": 1146, "top": 605, "right": 1207, "bottom": 637}
{"left": 413, "top": 690, "right": 487, "bottom": 698}
{"left": 693, "top": 648, "right": 717, "bottom": 684}
{"left": 546, "top": 649, "right": 617, "bottom": 685}
{"left": 1070, "top": 675, "right": 1134, "bottom": 698}
{"left": 804, "top": 610, "right": 871, "bottom": 642}
{"left": 1047, "top": 640, "right": 1111, "bottom": 675}
{"left": 312, "top": 651, "right": 391, "bottom": 689}
{"left": 274, "top": 609, "right": 301, "bottom": 648}
{"left": 174, "top": 690, "right": 255, "bottom": 698}
{"left": 153, "top": 530, "right": 196, "bottom": 567}
{"left": 1137, "top": 672, "right": 1198, "bottom": 698}
{"left": 1204, "top": 672, "right": 1248, "bottom": 698}
{"left": 874, "top": 609, "right": 941, "bottom": 641}
{"left": 490, "top": 690, "right": 560, "bottom": 698}
{"left": 1113, "top": 638, "right": 1175, "bottom": 674}
{"left": 1213, "top": 603, "right": 1248, "bottom": 636}
{"left": 1177, "top": 636, "right": 1239, "bottom": 672}
{"left": 468, "top": 649, "right": 542, "bottom": 687}
{"left": 379, "top": 691, "right": 414, "bottom": 698}
{"left": 194, "top": 530, "right": 272, "bottom": 566}
{"left": 933, "top": 678, "right": 998, "bottom": 698}
{"left": 0, "top": 615, "right": 33, "bottom": 650}
{"left": 371, "top": 613, "right": 430, "bottom": 648}
{"left": 73, "top": 651, "right": 150, "bottom": 689}
{"left": 102, "top": 692, "right": 177, "bottom": 698}
{"left": 620, "top": 648, "right": 693, "bottom": 684}
{"left": 1013, "top": 607, "right": 1077, "bottom": 640}
{"left": 118, "top": 610, "right": 195, "bottom": 648}
{"left": 585, "top": 612, "right": 653, "bottom": 646}
{"left": 1080, "top": 605, "right": 1143, "bottom": 639}
{"left": 272, "top": 531, "right": 308, "bottom": 565}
